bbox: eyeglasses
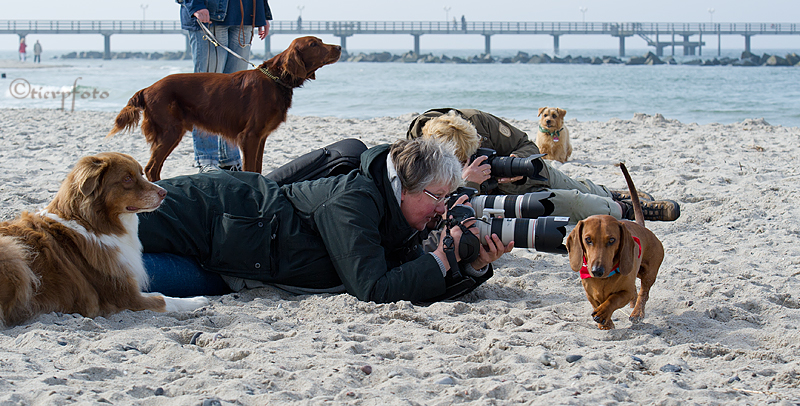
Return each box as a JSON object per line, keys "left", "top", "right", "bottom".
{"left": 423, "top": 189, "right": 448, "bottom": 205}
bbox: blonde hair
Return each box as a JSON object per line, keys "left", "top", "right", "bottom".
{"left": 420, "top": 111, "right": 480, "bottom": 163}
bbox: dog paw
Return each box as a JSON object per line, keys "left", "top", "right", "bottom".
{"left": 164, "top": 296, "right": 209, "bottom": 312}
{"left": 598, "top": 321, "right": 615, "bottom": 330}
{"left": 629, "top": 312, "right": 645, "bottom": 324}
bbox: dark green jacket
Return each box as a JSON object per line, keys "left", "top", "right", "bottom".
{"left": 407, "top": 108, "right": 550, "bottom": 194}
{"left": 138, "top": 145, "right": 447, "bottom": 303}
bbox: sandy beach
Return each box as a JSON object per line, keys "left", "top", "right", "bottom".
{"left": 0, "top": 107, "right": 799, "bottom": 405}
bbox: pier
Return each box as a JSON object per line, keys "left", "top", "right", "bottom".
{"left": 2, "top": 19, "right": 798, "bottom": 59}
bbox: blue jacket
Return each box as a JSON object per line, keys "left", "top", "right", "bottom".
{"left": 177, "top": 0, "right": 272, "bottom": 31}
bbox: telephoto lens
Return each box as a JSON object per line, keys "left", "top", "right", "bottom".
{"left": 471, "top": 148, "right": 547, "bottom": 182}
{"left": 473, "top": 216, "right": 568, "bottom": 254}
{"left": 470, "top": 191, "right": 554, "bottom": 219}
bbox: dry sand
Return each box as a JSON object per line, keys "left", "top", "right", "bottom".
{"left": 0, "top": 108, "right": 799, "bottom": 405}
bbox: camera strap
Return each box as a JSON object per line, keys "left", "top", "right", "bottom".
{"left": 442, "top": 229, "right": 462, "bottom": 279}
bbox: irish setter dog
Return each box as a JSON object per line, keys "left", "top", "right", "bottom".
{"left": 108, "top": 36, "right": 341, "bottom": 181}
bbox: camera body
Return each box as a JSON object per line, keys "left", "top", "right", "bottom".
{"left": 471, "top": 147, "right": 548, "bottom": 182}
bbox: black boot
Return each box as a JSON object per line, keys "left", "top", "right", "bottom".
{"left": 618, "top": 199, "right": 681, "bottom": 221}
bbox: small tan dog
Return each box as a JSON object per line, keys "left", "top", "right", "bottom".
{"left": 536, "top": 107, "right": 572, "bottom": 163}
{"left": 565, "top": 163, "right": 664, "bottom": 329}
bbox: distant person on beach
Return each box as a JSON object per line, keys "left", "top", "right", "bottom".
{"left": 33, "top": 40, "right": 42, "bottom": 63}
{"left": 138, "top": 138, "right": 511, "bottom": 303}
{"left": 18, "top": 38, "right": 26, "bottom": 62}
{"left": 177, "top": 0, "right": 272, "bottom": 172}
{"left": 407, "top": 108, "right": 681, "bottom": 223}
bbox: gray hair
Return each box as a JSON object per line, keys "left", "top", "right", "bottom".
{"left": 390, "top": 138, "right": 462, "bottom": 194}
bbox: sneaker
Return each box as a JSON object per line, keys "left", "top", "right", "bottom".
{"left": 619, "top": 199, "right": 680, "bottom": 222}
{"left": 199, "top": 164, "right": 221, "bottom": 174}
{"left": 611, "top": 189, "right": 655, "bottom": 201}
{"left": 219, "top": 163, "right": 242, "bottom": 172}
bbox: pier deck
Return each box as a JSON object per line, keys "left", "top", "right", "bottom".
{"left": 2, "top": 20, "right": 798, "bottom": 59}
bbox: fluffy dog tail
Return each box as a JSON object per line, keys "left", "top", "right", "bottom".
{"left": 0, "top": 236, "right": 39, "bottom": 327}
{"left": 106, "top": 90, "right": 146, "bottom": 138}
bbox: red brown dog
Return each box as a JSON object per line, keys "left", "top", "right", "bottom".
{"left": 566, "top": 163, "right": 664, "bottom": 329}
{"left": 108, "top": 36, "right": 341, "bottom": 181}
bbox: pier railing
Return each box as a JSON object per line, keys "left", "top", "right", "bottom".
{"left": 2, "top": 20, "right": 797, "bottom": 57}
{"left": 3, "top": 20, "right": 798, "bottom": 36}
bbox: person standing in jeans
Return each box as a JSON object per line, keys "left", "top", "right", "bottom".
{"left": 177, "top": 0, "right": 272, "bottom": 171}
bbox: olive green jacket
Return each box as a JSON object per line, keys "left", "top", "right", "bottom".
{"left": 406, "top": 108, "right": 550, "bottom": 194}
{"left": 138, "top": 145, "right": 449, "bottom": 303}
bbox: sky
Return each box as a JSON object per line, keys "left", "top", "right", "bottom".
{"left": 2, "top": 0, "right": 798, "bottom": 53}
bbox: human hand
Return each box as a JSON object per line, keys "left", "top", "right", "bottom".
{"left": 258, "top": 21, "right": 270, "bottom": 39}
{"left": 470, "top": 234, "right": 514, "bottom": 270}
{"left": 462, "top": 155, "right": 492, "bottom": 184}
{"left": 193, "top": 9, "right": 211, "bottom": 23}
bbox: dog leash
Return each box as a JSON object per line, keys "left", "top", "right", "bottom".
{"left": 197, "top": 22, "right": 290, "bottom": 88}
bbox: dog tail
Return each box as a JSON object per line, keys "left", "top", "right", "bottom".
{"left": 106, "top": 90, "right": 145, "bottom": 138}
{"left": 0, "top": 236, "right": 40, "bottom": 327}
{"left": 619, "top": 162, "right": 645, "bottom": 227}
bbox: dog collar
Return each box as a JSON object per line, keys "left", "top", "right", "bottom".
{"left": 539, "top": 125, "right": 564, "bottom": 138}
{"left": 258, "top": 66, "right": 292, "bottom": 89}
{"left": 580, "top": 236, "right": 641, "bottom": 279}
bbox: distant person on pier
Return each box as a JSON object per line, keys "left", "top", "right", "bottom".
{"left": 33, "top": 40, "right": 42, "bottom": 63}
{"left": 297, "top": 15, "right": 302, "bottom": 31}
{"left": 461, "top": 15, "right": 466, "bottom": 32}
{"left": 177, "top": 0, "right": 272, "bottom": 173}
{"left": 18, "top": 38, "right": 26, "bottom": 62}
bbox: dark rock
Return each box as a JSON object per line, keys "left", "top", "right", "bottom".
{"left": 626, "top": 56, "right": 646, "bottom": 65}
{"left": 765, "top": 55, "right": 790, "bottom": 66}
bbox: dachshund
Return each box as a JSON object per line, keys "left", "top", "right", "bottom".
{"left": 566, "top": 163, "right": 664, "bottom": 329}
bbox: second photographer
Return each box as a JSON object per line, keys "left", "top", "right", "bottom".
{"left": 407, "top": 108, "right": 680, "bottom": 223}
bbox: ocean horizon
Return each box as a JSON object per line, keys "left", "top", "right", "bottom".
{"left": 2, "top": 47, "right": 799, "bottom": 127}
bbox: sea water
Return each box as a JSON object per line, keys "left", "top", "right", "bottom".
{"left": 1, "top": 48, "right": 799, "bottom": 127}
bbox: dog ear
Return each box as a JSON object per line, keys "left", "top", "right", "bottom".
{"left": 617, "top": 223, "right": 636, "bottom": 275}
{"left": 283, "top": 48, "right": 308, "bottom": 79}
{"left": 538, "top": 107, "right": 546, "bottom": 117}
{"left": 566, "top": 220, "right": 585, "bottom": 272}
{"left": 557, "top": 108, "right": 566, "bottom": 118}
{"left": 74, "top": 155, "right": 110, "bottom": 196}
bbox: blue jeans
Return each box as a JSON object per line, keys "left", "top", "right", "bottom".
{"left": 186, "top": 25, "right": 254, "bottom": 168}
{"left": 143, "top": 253, "right": 232, "bottom": 297}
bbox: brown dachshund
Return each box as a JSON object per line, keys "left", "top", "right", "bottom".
{"left": 566, "top": 163, "right": 664, "bottom": 329}
{"left": 108, "top": 36, "right": 341, "bottom": 181}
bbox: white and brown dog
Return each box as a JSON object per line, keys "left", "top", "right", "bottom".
{"left": 536, "top": 106, "right": 572, "bottom": 163}
{"left": 0, "top": 152, "right": 207, "bottom": 327}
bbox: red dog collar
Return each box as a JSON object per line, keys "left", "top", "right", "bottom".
{"left": 580, "top": 236, "right": 641, "bottom": 279}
